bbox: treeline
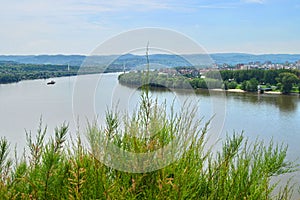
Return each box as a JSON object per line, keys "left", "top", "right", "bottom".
{"left": 0, "top": 62, "right": 124, "bottom": 84}
{"left": 205, "top": 69, "right": 300, "bottom": 85}
{"left": 205, "top": 69, "right": 300, "bottom": 93}
{"left": 119, "top": 69, "right": 300, "bottom": 94}
{"left": 118, "top": 71, "right": 223, "bottom": 90}
{"left": 0, "top": 62, "right": 79, "bottom": 84}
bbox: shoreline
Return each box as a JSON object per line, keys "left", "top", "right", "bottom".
{"left": 119, "top": 81, "right": 300, "bottom": 96}
{"left": 263, "top": 91, "right": 282, "bottom": 95}
{"left": 0, "top": 71, "right": 122, "bottom": 85}
{"left": 211, "top": 88, "right": 245, "bottom": 93}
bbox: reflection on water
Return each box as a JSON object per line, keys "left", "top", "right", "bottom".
{"left": 183, "top": 88, "right": 299, "bottom": 113}
{"left": 225, "top": 93, "right": 299, "bottom": 112}
{"left": 276, "top": 95, "right": 298, "bottom": 112}
{"left": 118, "top": 85, "right": 299, "bottom": 113}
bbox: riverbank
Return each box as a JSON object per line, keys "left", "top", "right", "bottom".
{"left": 215, "top": 89, "right": 284, "bottom": 95}
{"left": 211, "top": 88, "right": 245, "bottom": 93}
{"left": 119, "top": 81, "right": 300, "bottom": 96}
{"left": 0, "top": 62, "right": 123, "bottom": 84}
{"left": 264, "top": 91, "right": 282, "bottom": 95}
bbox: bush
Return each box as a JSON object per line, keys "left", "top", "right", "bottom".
{"left": 241, "top": 78, "right": 259, "bottom": 92}
{"left": 227, "top": 81, "right": 238, "bottom": 89}
{"left": 276, "top": 73, "right": 300, "bottom": 94}
{"left": 0, "top": 92, "right": 297, "bottom": 199}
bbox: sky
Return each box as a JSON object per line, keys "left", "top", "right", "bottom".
{"left": 0, "top": 0, "right": 299, "bottom": 55}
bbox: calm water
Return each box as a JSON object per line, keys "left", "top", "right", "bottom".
{"left": 0, "top": 73, "right": 300, "bottom": 189}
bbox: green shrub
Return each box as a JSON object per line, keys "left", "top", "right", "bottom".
{"left": 0, "top": 92, "right": 298, "bottom": 199}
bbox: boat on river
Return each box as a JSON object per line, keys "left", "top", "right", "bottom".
{"left": 47, "top": 80, "right": 56, "bottom": 85}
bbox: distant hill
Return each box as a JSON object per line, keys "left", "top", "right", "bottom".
{"left": 210, "top": 53, "right": 300, "bottom": 65}
{"left": 0, "top": 55, "right": 85, "bottom": 66}
{"left": 1, "top": 53, "right": 300, "bottom": 67}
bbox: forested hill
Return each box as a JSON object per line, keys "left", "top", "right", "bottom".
{"left": 0, "top": 55, "right": 85, "bottom": 66}
{"left": 210, "top": 53, "right": 300, "bottom": 65}
{"left": 1, "top": 53, "right": 300, "bottom": 66}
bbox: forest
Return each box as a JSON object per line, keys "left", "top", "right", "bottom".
{"left": 0, "top": 62, "right": 78, "bottom": 84}
{"left": 118, "top": 69, "right": 300, "bottom": 94}
{"left": 0, "top": 61, "right": 122, "bottom": 84}
{"left": 206, "top": 69, "right": 300, "bottom": 94}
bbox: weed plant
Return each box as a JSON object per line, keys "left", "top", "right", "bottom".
{"left": 0, "top": 90, "right": 297, "bottom": 199}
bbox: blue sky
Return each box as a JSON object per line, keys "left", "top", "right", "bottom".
{"left": 0, "top": 0, "right": 299, "bottom": 55}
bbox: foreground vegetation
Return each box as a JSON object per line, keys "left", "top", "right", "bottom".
{"left": 0, "top": 90, "right": 298, "bottom": 199}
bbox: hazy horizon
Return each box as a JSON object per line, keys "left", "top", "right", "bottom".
{"left": 1, "top": 52, "right": 300, "bottom": 56}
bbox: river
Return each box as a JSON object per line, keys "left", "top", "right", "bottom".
{"left": 0, "top": 72, "right": 299, "bottom": 192}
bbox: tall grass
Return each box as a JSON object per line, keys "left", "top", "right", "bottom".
{"left": 0, "top": 90, "right": 298, "bottom": 199}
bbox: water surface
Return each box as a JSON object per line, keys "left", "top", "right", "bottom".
{"left": 0, "top": 73, "right": 299, "bottom": 192}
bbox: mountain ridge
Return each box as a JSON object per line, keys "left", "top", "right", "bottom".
{"left": 1, "top": 53, "right": 300, "bottom": 66}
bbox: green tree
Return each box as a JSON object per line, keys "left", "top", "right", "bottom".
{"left": 220, "top": 70, "right": 233, "bottom": 81}
{"left": 222, "top": 81, "right": 228, "bottom": 90}
{"left": 227, "top": 81, "right": 238, "bottom": 89}
{"left": 276, "top": 72, "right": 299, "bottom": 94}
{"left": 205, "top": 71, "right": 221, "bottom": 80}
{"left": 241, "top": 80, "right": 247, "bottom": 91}
{"left": 264, "top": 70, "right": 278, "bottom": 85}
{"left": 245, "top": 78, "right": 259, "bottom": 92}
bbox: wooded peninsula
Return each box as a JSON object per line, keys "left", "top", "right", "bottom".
{"left": 118, "top": 68, "right": 300, "bottom": 94}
